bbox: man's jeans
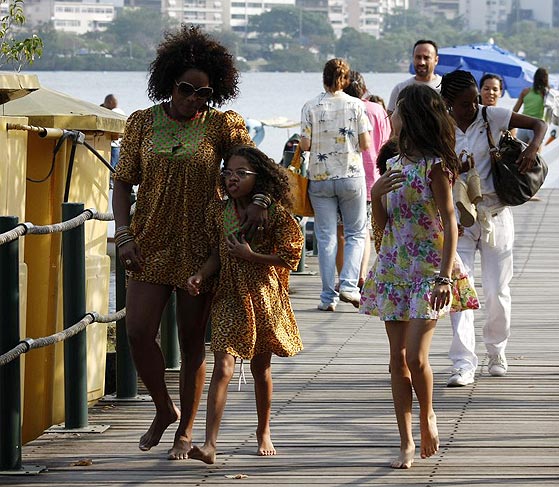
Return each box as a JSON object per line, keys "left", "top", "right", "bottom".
{"left": 308, "top": 177, "right": 367, "bottom": 305}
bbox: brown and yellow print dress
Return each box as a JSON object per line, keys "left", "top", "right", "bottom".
{"left": 114, "top": 105, "right": 252, "bottom": 292}
{"left": 206, "top": 200, "right": 304, "bottom": 360}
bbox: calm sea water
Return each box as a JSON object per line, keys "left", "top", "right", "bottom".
{"left": 26, "top": 70, "right": 519, "bottom": 160}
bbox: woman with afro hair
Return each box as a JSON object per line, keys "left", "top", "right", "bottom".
{"left": 112, "top": 25, "right": 263, "bottom": 460}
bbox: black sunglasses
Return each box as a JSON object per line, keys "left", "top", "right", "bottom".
{"left": 174, "top": 80, "right": 213, "bottom": 99}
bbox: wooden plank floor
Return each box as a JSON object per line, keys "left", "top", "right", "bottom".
{"left": 3, "top": 189, "right": 559, "bottom": 487}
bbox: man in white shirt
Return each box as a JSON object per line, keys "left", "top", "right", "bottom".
{"left": 387, "top": 40, "right": 442, "bottom": 115}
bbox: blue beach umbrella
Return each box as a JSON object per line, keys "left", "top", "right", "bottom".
{"left": 411, "top": 43, "right": 555, "bottom": 98}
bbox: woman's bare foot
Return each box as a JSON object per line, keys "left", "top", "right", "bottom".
{"left": 420, "top": 413, "right": 439, "bottom": 459}
{"left": 257, "top": 431, "right": 276, "bottom": 456}
{"left": 390, "top": 444, "right": 415, "bottom": 469}
{"left": 188, "top": 444, "right": 216, "bottom": 464}
{"left": 138, "top": 405, "right": 180, "bottom": 451}
{"left": 167, "top": 435, "right": 191, "bottom": 460}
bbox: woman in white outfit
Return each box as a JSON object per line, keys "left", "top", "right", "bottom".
{"left": 440, "top": 70, "right": 547, "bottom": 387}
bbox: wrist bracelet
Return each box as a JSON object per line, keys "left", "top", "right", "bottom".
{"left": 434, "top": 275, "right": 452, "bottom": 286}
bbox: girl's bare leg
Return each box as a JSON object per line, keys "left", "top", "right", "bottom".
{"left": 385, "top": 320, "right": 415, "bottom": 468}
{"left": 125, "top": 280, "right": 180, "bottom": 451}
{"left": 188, "top": 352, "right": 236, "bottom": 464}
{"left": 251, "top": 352, "right": 275, "bottom": 456}
{"left": 406, "top": 319, "right": 439, "bottom": 460}
{"left": 167, "top": 289, "right": 211, "bottom": 460}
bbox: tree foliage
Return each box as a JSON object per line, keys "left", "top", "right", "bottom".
{"left": 0, "top": 0, "right": 43, "bottom": 70}
{"left": 16, "top": 5, "right": 559, "bottom": 73}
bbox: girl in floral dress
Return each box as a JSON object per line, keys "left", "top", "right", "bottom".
{"left": 186, "top": 145, "right": 304, "bottom": 464}
{"left": 360, "top": 84, "right": 479, "bottom": 469}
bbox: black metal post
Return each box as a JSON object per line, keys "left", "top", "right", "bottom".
{"left": 62, "top": 203, "right": 88, "bottom": 428}
{"left": 115, "top": 248, "right": 137, "bottom": 398}
{"left": 160, "top": 291, "right": 180, "bottom": 369}
{"left": 0, "top": 216, "right": 22, "bottom": 471}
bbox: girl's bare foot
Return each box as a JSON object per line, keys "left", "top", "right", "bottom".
{"left": 167, "top": 435, "right": 191, "bottom": 460}
{"left": 257, "top": 431, "right": 276, "bottom": 456}
{"left": 188, "top": 444, "right": 216, "bottom": 464}
{"left": 420, "top": 413, "right": 439, "bottom": 459}
{"left": 139, "top": 405, "right": 180, "bottom": 451}
{"left": 390, "top": 444, "right": 415, "bottom": 469}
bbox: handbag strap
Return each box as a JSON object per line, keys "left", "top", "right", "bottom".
{"left": 481, "top": 106, "right": 498, "bottom": 165}
{"left": 289, "top": 143, "right": 303, "bottom": 171}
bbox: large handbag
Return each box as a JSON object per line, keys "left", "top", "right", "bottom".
{"left": 287, "top": 144, "right": 314, "bottom": 216}
{"left": 482, "top": 107, "right": 548, "bottom": 206}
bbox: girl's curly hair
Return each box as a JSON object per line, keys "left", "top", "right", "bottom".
{"left": 223, "top": 145, "right": 294, "bottom": 211}
{"left": 148, "top": 25, "right": 239, "bottom": 106}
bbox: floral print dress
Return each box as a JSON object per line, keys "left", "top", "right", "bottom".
{"left": 360, "top": 156, "right": 479, "bottom": 321}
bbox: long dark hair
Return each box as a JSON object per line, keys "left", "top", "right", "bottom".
{"left": 396, "top": 84, "right": 459, "bottom": 177}
{"left": 533, "top": 67, "right": 549, "bottom": 97}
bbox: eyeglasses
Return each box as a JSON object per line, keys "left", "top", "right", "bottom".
{"left": 174, "top": 80, "right": 213, "bottom": 99}
{"left": 221, "top": 169, "right": 258, "bottom": 179}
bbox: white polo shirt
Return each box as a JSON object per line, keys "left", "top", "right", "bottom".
{"left": 387, "top": 75, "right": 442, "bottom": 113}
{"left": 455, "top": 105, "right": 512, "bottom": 195}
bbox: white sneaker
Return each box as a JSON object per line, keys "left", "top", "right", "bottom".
{"left": 447, "top": 368, "right": 475, "bottom": 387}
{"left": 339, "top": 290, "right": 361, "bottom": 308}
{"left": 317, "top": 302, "right": 336, "bottom": 312}
{"left": 488, "top": 354, "right": 508, "bottom": 377}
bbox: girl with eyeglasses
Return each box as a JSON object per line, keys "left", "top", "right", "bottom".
{"left": 112, "top": 26, "right": 263, "bottom": 460}
{"left": 186, "top": 145, "right": 304, "bottom": 464}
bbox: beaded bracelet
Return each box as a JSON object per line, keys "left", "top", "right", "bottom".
{"left": 434, "top": 275, "right": 453, "bottom": 286}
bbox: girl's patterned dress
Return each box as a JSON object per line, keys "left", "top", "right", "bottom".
{"left": 206, "top": 200, "right": 304, "bottom": 360}
{"left": 360, "top": 156, "right": 479, "bottom": 321}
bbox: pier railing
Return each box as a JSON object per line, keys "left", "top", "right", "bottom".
{"left": 0, "top": 203, "right": 141, "bottom": 473}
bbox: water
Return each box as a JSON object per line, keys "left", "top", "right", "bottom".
{"left": 24, "top": 70, "right": 519, "bottom": 161}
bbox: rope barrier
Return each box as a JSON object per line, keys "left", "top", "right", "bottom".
{"left": 0, "top": 204, "right": 136, "bottom": 246}
{"left": 0, "top": 308, "right": 126, "bottom": 366}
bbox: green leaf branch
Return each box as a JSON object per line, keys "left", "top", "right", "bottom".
{"left": 1, "top": 0, "right": 43, "bottom": 70}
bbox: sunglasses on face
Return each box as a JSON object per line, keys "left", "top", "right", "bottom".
{"left": 221, "top": 169, "right": 258, "bottom": 179}
{"left": 174, "top": 80, "right": 213, "bottom": 99}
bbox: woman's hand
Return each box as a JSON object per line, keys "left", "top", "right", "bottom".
{"left": 240, "top": 203, "right": 268, "bottom": 241}
{"left": 186, "top": 274, "right": 203, "bottom": 296}
{"left": 227, "top": 234, "right": 254, "bottom": 261}
{"left": 516, "top": 144, "right": 539, "bottom": 173}
{"left": 430, "top": 283, "right": 452, "bottom": 311}
{"left": 118, "top": 240, "right": 144, "bottom": 272}
{"left": 370, "top": 169, "right": 406, "bottom": 200}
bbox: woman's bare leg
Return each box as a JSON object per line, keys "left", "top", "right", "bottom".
{"left": 167, "top": 289, "right": 212, "bottom": 460}
{"left": 125, "top": 280, "right": 179, "bottom": 451}
{"left": 189, "top": 352, "right": 236, "bottom": 464}
{"left": 359, "top": 231, "right": 372, "bottom": 287}
{"left": 335, "top": 225, "right": 345, "bottom": 288}
{"left": 385, "top": 320, "right": 415, "bottom": 468}
{"left": 406, "top": 319, "right": 439, "bottom": 460}
{"left": 251, "top": 353, "right": 275, "bottom": 456}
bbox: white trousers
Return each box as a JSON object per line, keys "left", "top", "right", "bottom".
{"left": 449, "top": 207, "right": 514, "bottom": 370}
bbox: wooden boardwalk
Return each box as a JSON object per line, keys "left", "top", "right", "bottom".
{"left": 4, "top": 189, "right": 559, "bottom": 486}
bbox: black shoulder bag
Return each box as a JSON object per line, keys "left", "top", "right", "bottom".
{"left": 481, "top": 106, "right": 548, "bottom": 206}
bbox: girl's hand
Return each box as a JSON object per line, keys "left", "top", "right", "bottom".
{"left": 186, "top": 274, "right": 203, "bottom": 296}
{"left": 227, "top": 234, "right": 254, "bottom": 261}
{"left": 370, "top": 169, "right": 406, "bottom": 200}
{"left": 430, "top": 284, "right": 452, "bottom": 311}
{"left": 118, "top": 240, "right": 145, "bottom": 272}
{"left": 240, "top": 203, "right": 268, "bottom": 241}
